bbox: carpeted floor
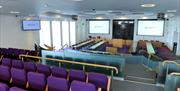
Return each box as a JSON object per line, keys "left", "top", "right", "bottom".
{"left": 110, "top": 64, "right": 163, "bottom": 91}
{"left": 111, "top": 79, "right": 164, "bottom": 91}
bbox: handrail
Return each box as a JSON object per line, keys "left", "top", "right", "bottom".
{"left": 162, "top": 61, "right": 180, "bottom": 66}
{"left": 19, "top": 54, "right": 119, "bottom": 74}
{"left": 170, "top": 72, "right": 180, "bottom": 76}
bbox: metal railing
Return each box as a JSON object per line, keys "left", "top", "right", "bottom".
{"left": 19, "top": 54, "right": 119, "bottom": 76}
{"left": 162, "top": 60, "right": 180, "bottom": 76}
{"left": 170, "top": 72, "right": 180, "bottom": 76}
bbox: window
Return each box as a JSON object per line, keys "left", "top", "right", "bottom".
{"left": 70, "top": 21, "right": 76, "bottom": 45}
{"left": 39, "top": 21, "right": 51, "bottom": 48}
{"left": 39, "top": 20, "right": 76, "bottom": 50}
{"left": 52, "top": 21, "right": 62, "bottom": 50}
{"left": 62, "top": 21, "right": 70, "bottom": 46}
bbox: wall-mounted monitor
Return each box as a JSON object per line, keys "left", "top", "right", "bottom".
{"left": 88, "top": 19, "right": 110, "bottom": 34}
{"left": 22, "top": 20, "right": 41, "bottom": 30}
{"left": 137, "top": 19, "right": 165, "bottom": 36}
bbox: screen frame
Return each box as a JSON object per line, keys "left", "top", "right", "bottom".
{"left": 137, "top": 19, "right": 165, "bottom": 36}
{"left": 87, "top": 19, "right": 110, "bottom": 34}
{"left": 22, "top": 20, "right": 41, "bottom": 31}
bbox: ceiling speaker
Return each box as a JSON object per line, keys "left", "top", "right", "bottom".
{"left": 72, "top": 15, "right": 78, "bottom": 21}
{"left": 157, "top": 13, "right": 165, "bottom": 19}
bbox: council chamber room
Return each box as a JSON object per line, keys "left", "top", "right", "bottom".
{"left": 0, "top": 0, "right": 180, "bottom": 91}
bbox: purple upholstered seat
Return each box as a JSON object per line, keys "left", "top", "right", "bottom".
{"left": 12, "top": 60, "right": 23, "bottom": 69}
{"left": 0, "top": 65, "right": 11, "bottom": 82}
{"left": 11, "top": 68, "right": 27, "bottom": 87}
{"left": 23, "top": 62, "right": 36, "bottom": 72}
{"left": 9, "top": 87, "right": 27, "bottom": 91}
{"left": 47, "top": 76, "right": 69, "bottom": 91}
{"left": 1, "top": 58, "right": 12, "bottom": 67}
{"left": 69, "top": 70, "right": 86, "bottom": 83}
{"left": 71, "top": 81, "right": 96, "bottom": 91}
{"left": 88, "top": 72, "right": 108, "bottom": 90}
{"left": 27, "top": 72, "right": 46, "bottom": 91}
{"left": 51, "top": 67, "right": 67, "bottom": 79}
{"left": 0, "top": 82, "right": 9, "bottom": 91}
{"left": 36, "top": 64, "right": 51, "bottom": 77}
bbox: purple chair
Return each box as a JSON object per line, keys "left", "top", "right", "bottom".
{"left": 11, "top": 68, "right": 27, "bottom": 87}
{"left": 23, "top": 62, "right": 36, "bottom": 72}
{"left": 88, "top": 72, "right": 108, "bottom": 90}
{"left": 27, "top": 72, "right": 46, "bottom": 91}
{"left": 12, "top": 60, "right": 23, "bottom": 69}
{"left": 71, "top": 81, "right": 96, "bottom": 91}
{"left": 0, "top": 65, "right": 11, "bottom": 82}
{"left": 69, "top": 70, "right": 86, "bottom": 83}
{"left": 47, "top": 76, "right": 69, "bottom": 91}
{"left": 36, "top": 64, "right": 51, "bottom": 77}
{"left": 0, "top": 82, "right": 9, "bottom": 91}
{"left": 9, "top": 87, "right": 27, "bottom": 91}
{"left": 51, "top": 67, "right": 67, "bottom": 79}
{"left": 1, "top": 58, "right": 12, "bottom": 67}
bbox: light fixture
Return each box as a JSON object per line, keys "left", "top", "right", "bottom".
{"left": 55, "top": 10, "right": 61, "bottom": 13}
{"left": 72, "top": 0, "right": 83, "bottom": 1}
{"left": 96, "top": 16, "right": 103, "bottom": 19}
{"left": 10, "top": 11, "right": 20, "bottom": 14}
{"left": 167, "top": 10, "right": 177, "bottom": 13}
{"left": 141, "top": 4, "right": 156, "bottom": 7}
{"left": 141, "top": 16, "right": 148, "bottom": 19}
{"left": 0, "top": 5, "right": 2, "bottom": 8}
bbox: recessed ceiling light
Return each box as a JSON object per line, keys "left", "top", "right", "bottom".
{"left": 95, "top": 16, "right": 103, "bottom": 19}
{"left": 0, "top": 5, "right": 3, "bottom": 8}
{"left": 72, "top": 0, "right": 83, "bottom": 1}
{"left": 10, "top": 11, "right": 20, "bottom": 14}
{"left": 55, "top": 10, "right": 61, "bottom": 13}
{"left": 167, "top": 10, "right": 177, "bottom": 13}
{"left": 141, "top": 16, "right": 148, "bottom": 19}
{"left": 141, "top": 4, "right": 156, "bottom": 7}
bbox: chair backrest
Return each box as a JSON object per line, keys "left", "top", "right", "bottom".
{"left": 36, "top": 64, "right": 51, "bottom": 77}
{"left": 23, "top": 62, "right": 36, "bottom": 72}
{"left": 27, "top": 72, "right": 46, "bottom": 91}
{"left": 9, "top": 87, "right": 27, "bottom": 91}
{"left": 88, "top": 72, "right": 108, "bottom": 90}
{"left": 51, "top": 67, "right": 67, "bottom": 79}
{"left": 0, "top": 65, "right": 11, "bottom": 82}
{"left": 1, "top": 58, "right": 12, "bottom": 67}
{"left": 68, "top": 70, "right": 86, "bottom": 83}
{"left": 47, "top": 76, "right": 69, "bottom": 91}
{"left": 11, "top": 68, "right": 27, "bottom": 87}
{"left": 12, "top": 60, "right": 23, "bottom": 69}
{"left": 0, "top": 82, "right": 9, "bottom": 91}
{"left": 71, "top": 81, "right": 96, "bottom": 91}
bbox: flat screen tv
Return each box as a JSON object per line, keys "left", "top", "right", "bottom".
{"left": 22, "top": 20, "right": 41, "bottom": 30}
{"left": 137, "top": 19, "right": 165, "bottom": 36}
{"left": 88, "top": 19, "right": 110, "bottom": 34}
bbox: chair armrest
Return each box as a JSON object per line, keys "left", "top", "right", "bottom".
{"left": 98, "top": 88, "right": 102, "bottom": 91}
{"left": 107, "top": 76, "right": 111, "bottom": 91}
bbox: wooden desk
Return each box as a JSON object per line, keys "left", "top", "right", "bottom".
{"left": 89, "top": 41, "right": 106, "bottom": 50}
{"left": 73, "top": 39, "right": 94, "bottom": 49}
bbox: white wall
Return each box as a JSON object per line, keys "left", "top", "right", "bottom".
{"left": 0, "top": 14, "right": 39, "bottom": 50}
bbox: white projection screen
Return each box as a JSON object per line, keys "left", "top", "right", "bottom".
{"left": 137, "top": 20, "right": 165, "bottom": 36}
{"left": 89, "top": 20, "right": 110, "bottom": 34}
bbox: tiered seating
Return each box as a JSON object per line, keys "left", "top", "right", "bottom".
{"left": 136, "top": 40, "right": 180, "bottom": 61}
{"left": 0, "top": 58, "right": 111, "bottom": 91}
{"left": 0, "top": 47, "right": 39, "bottom": 60}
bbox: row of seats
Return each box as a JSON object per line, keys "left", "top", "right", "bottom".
{"left": 0, "top": 58, "right": 111, "bottom": 91}
{"left": 0, "top": 47, "right": 38, "bottom": 60}
{"left": 0, "top": 83, "right": 26, "bottom": 91}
